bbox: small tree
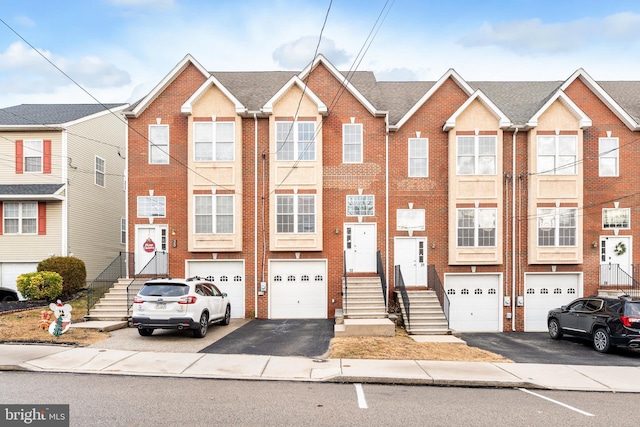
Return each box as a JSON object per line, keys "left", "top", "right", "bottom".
{"left": 16, "top": 271, "right": 63, "bottom": 300}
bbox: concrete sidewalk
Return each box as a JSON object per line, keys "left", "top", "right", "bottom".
{"left": 2, "top": 343, "right": 640, "bottom": 392}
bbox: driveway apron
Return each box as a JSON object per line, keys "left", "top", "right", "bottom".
{"left": 199, "top": 319, "right": 334, "bottom": 358}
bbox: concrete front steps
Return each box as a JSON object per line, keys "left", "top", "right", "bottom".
{"left": 395, "top": 289, "right": 450, "bottom": 335}
{"left": 334, "top": 276, "right": 395, "bottom": 337}
{"left": 84, "top": 278, "right": 145, "bottom": 321}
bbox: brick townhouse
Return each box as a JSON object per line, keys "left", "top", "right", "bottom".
{"left": 123, "top": 53, "right": 640, "bottom": 332}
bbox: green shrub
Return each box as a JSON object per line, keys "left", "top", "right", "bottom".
{"left": 38, "top": 256, "right": 87, "bottom": 297}
{"left": 16, "top": 271, "right": 63, "bottom": 300}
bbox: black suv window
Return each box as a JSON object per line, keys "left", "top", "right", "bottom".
{"left": 139, "top": 284, "right": 189, "bottom": 297}
{"left": 624, "top": 302, "right": 640, "bottom": 316}
{"left": 568, "top": 300, "right": 586, "bottom": 311}
{"left": 584, "top": 299, "right": 603, "bottom": 312}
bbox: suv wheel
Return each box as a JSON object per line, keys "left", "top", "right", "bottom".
{"left": 548, "top": 318, "right": 562, "bottom": 339}
{"left": 593, "top": 328, "right": 611, "bottom": 353}
{"left": 221, "top": 305, "right": 231, "bottom": 326}
{"left": 193, "top": 312, "right": 209, "bottom": 338}
{"left": 138, "top": 328, "right": 154, "bottom": 336}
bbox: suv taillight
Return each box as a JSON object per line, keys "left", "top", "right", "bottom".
{"left": 133, "top": 295, "right": 144, "bottom": 304}
{"left": 179, "top": 296, "right": 197, "bottom": 304}
{"left": 621, "top": 316, "right": 640, "bottom": 327}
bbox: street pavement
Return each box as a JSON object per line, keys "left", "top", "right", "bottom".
{"left": 2, "top": 320, "right": 640, "bottom": 392}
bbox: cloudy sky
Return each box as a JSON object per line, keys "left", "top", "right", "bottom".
{"left": 1, "top": 0, "right": 639, "bottom": 107}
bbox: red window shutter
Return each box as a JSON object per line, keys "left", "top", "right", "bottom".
{"left": 15, "top": 140, "right": 23, "bottom": 174}
{"left": 43, "top": 140, "right": 52, "bottom": 174}
{"left": 38, "top": 202, "right": 46, "bottom": 235}
{"left": 0, "top": 202, "right": 3, "bottom": 235}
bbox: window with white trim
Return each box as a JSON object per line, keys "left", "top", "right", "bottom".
{"left": 603, "top": 208, "right": 630, "bottom": 229}
{"left": 343, "top": 123, "right": 363, "bottom": 163}
{"left": 537, "top": 135, "right": 577, "bottom": 175}
{"left": 3, "top": 201, "right": 37, "bottom": 234}
{"left": 194, "top": 194, "right": 234, "bottom": 234}
{"left": 456, "top": 208, "right": 496, "bottom": 247}
{"left": 456, "top": 135, "right": 496, "bottom": 175}
{"left": 346, "top": 195, "right": 374, "bottom": 216}
{"left": 194, "top": 122, "right": 234, "bottom": 161}
{"left": 276, "top": 121, "right": 315, "bottom": 161}
{"left": 276, "top": 194, "right": 315, "bottom": 233}
{"left": 599, "top": 137, "right": 619, "bottom": 177}
{"left": 95, "top": 156, "right": 105, "bottom": 187}
{"left": 120, "top": 218, "right": 126, "bottom": 244}
{"left": 409, "top": 138, "right": 428, "bottom": 177}
{"left": 137, "top": 196, "right": 166, "bottom": 217}
{"left": 149, "top": 124, "right": 169, "bottom": 164}
{"left": 537, "top": 208, "right": 577, "bottom": 246}
{"left": 24, "top": 140, "right": 43, "bottom": 173}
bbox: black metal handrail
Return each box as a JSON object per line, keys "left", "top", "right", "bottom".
{"left": 343, "top": 250, "right": 348, "bottom": 314}
{"left": 127, "top": 251, "right": 169, "bottom": 311}
{"left": 376, "top": 250, "right": 387, "bottom": 310}
{"left": 600, "top": 263, "right": 640, "bottom": 298}
{"left": 394, "top": 265, "right": 410, "bottom": 327}
{"left": 428, "top": 264, "right": 449, "bottom": 324}
{"left": 86, "top": 252, "right": 134, "bottom": 315}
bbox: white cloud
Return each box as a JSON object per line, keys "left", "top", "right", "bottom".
{"left": 14, "top": 15, "right": 35, "bottom": 28}
{"left": 272, "top": 37, "right": 351, "bottom": 69}
{"left": 0, "top": 42, "right": 130, "bottom": 97}
{"left": 458, "top": 12, "right": 640, "bottom": 55}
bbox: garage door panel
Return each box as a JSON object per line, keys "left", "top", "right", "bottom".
{"left": 445, "top": 274, "right": 501, "bottom": 332}
{"left": 187, "top": 260, "right": 245, "bottom": 318}
{"left": 524, "top": 273, "right": 581, "bottom": 332}
{"left": 270, "top": 260, "right": 327, "bottom": 319}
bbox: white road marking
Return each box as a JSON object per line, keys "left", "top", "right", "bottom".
{"left": 354, "top": 383, "right": 368, "bottom": 409}
{"left": 518, "top": 388, "right": 594, "bottom": 417}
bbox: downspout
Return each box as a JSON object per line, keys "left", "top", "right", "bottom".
{"left": 511, "top": 127, "right": 519, "bottom": 331}
{"left": 61, "top": 130, "right": 68, "bottom": 256}
{"left": 254, "top": 112, "right": 258, "bottom": 319}
{"left": 385, "top": 117, "right": 389, "bottom": 311}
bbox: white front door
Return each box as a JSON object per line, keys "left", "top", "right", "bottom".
{"left": 344, "top": 223, "right": 377, "bottom": 273}
{"left": 600, "top": 236, "right": 632, "bottom": 285}
{"left": 135, "top": 225, "right": 168, "bottom": 275}
{"left": 394, "top": 237, "right": 427, "bottom": 286}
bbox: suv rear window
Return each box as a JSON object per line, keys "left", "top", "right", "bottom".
{"left": 624, "top": 302, "right": 640, "bottom": 316}
{"left": 139, "top": 284, "right": 189, "bottom": 297}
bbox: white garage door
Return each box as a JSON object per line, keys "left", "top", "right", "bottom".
{"left": 524, "top": 273, "right": 581, "bottom": 332}
{"left": 269, "top": 260, "right": 327, "bottom": 319}
{"left": 1, "top": 262, "right": 38, "bottom": 299}
{"left": 445, "top": 274, "right": 501, "bottom": 332}
{"left": 186, "top": 260, "right": 245, "bottom": 318}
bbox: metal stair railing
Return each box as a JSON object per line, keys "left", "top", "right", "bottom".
{"left": 428, "top": 264, "right": 449, "bottom": 325}
{"left": 376, "top": 250, "right": 388, "bottom": 310}
{"left": 86, "top": 252, "right": 134, "bottom": 315}
{"left": 394, "top": 265, "right": 410, "bottom": 327}
{"left": 600, "top": 263, "right": 640, "bottom": 298}
{"left": 343, "top": 251, "right": 348, "bottom": 315}
{"left": 127, "top": 251, "right": 169, "bottom": 312}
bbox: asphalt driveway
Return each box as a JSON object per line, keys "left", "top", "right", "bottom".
{"left": 461, "top": 332, "right": 640, "bottom": 366}
{"left": 199, "top": 319, "right": 334, "bottom": 358}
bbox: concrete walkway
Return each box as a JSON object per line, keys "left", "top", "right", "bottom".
{"left": 2, "top": 321, "right": 640, "bottom": 392}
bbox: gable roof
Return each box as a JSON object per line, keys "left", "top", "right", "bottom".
{"left": 126, "top": 54, "right": 210, "bottom": 118}
{"left": 181, "top": 76, "right": 247, "bottom": 116}
{"left": 526, "top": 90, "right": 592, "bottom": 129}
{"left": 443, "top": 90, "right": 511, "bottom": 131}
{"left": 0, "top": 104, "right": 127, "bottom": 128}
{"left": 262, "top": 75, "right": 327, "bottom": 115}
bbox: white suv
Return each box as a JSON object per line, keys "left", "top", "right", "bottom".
{"left": 132, "top": 277, "right": 231, "bottom": 338}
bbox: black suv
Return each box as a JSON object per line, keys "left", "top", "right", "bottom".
{"left": 547, "top": 295, "right": 640, "bottom": 353}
